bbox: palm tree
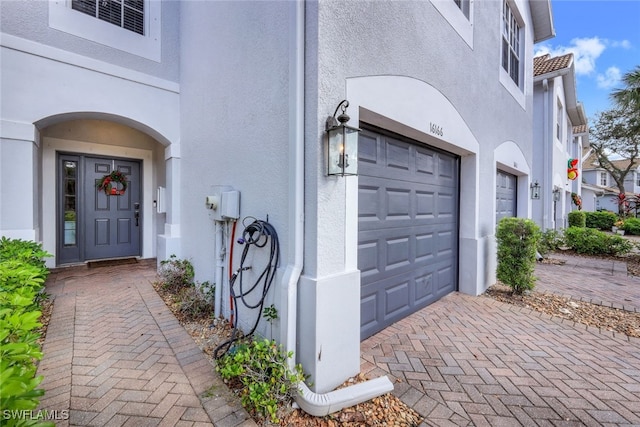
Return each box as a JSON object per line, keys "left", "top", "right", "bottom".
{"left": 612, "top": 66, "right": 640, "bottom": 113}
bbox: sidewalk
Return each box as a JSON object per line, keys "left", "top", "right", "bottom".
{"left": 36, "top": 260, "right": 256, "bottom": 427}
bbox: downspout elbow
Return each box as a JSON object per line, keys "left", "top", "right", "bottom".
{"left": 295, "top": 377, "right": 394, "bottom": 417}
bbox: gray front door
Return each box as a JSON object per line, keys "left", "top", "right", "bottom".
{"left": 57, "top": 154, "right": 141, "bottom": 264}
{"left": 496, "top": 169, "right": 517, "bottom": 223}
{"left": 358, "top": 129, "right": 459, "bottom": 340}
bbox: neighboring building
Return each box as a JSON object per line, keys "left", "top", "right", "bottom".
{"left": 0, "top": 1, "right": 553, "bottom": 394}
{"left": 532, "top": 53, "right": 588, "bottom": 230}
{"left": 582, "top": 152, "right": 640, "bottom": 213}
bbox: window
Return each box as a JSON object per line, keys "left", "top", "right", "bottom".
{"left": 49, "top": 0, "right": 160, "bottom": 61}
{"left": 600, "top": 172, "right": 607, "bottom": 186}
{"left": 72, "top": 0, "right": 144, "bottom": 35}
{"left": 556, "top": 99, "right": 563, "bottom": 140}
{"left": 501, "top": 0, "right": 521, "bottom": 86}
{"left": 431, "top": 0, "right": 474, "bottom": 48}
{"left": 453, "top": 0, "right": 470, "bottom": 19}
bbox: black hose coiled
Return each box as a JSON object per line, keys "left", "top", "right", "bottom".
{"left": 213, "top": 219, "right": 279, "bottom": 359}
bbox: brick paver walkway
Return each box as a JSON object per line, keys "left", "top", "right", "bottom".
{"left": 535, "top": 253, "right": 640, "bottom": 313}
{"left": 361, "top": 254, "right": 640, "bottom": 426}
{"left": 36, "top": 260, "right": 255, "bottom": 427}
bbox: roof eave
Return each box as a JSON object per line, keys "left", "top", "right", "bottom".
{"left": 530, "top": 0, "right": 555, "bottom": 43}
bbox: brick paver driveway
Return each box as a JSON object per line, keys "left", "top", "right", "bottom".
{"left": 361, "top": 255, "right": 640, "bottom": 426}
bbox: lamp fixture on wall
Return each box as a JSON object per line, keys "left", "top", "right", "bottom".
{"left": 325, "top": 100, "right": 361, "bottom": 176}
{"left": 530, "top": 180, "right": 540, "bottom": 199}
{"left": 552, "top": 186, "right": 561, "bottom": 202}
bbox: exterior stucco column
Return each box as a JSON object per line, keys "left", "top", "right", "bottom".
{"left": 0, "top": 120, "right": 38, "bottom": 241}
{"left": 157, "top": 143, "right": 181, "bottom": 265}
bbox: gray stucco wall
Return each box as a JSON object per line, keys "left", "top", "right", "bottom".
{"left": 0, "top": 0, "right": 180, "bottom": 81}
{"left": 309, "top": 0, "right": 536, "bottom": 275}
{"left": 178, "top": 1, "right": 292, "bottom": 338}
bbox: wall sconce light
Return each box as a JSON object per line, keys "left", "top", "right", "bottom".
{"left": 530, "top": 180, "right": 540, "bottom": 199}
{"left": 326, "top": 100, "right": 361, "bottom": 176}
{"left": 553, "top": 187, "right": 561, "bottom": 202}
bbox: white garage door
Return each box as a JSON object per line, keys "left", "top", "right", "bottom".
{"left": 358, "top": 129, "right": 459, "bottom": 340}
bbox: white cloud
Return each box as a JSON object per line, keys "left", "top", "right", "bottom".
{"left": 597, "top": 66, "right": 621, "bottom": 89}
{"left": 534, "top": 36, "right": 606, "bottom": 75}
{"left": 611, "top": 40, "right": 632, "bottom": 49}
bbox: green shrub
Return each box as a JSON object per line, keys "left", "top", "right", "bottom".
{"left": 622, "top": 218, "right": 640, "bottom": 235}
{"left": 537, "top": 229, "right": 563, "bottom": 256}
{"left": 216, "top": 339, "right": 306, "bottom": 423}
{"left": 585, "top": 211, "right": 618, "bottom": 230}
{"left": 568, "top": 211, "right": 586, "bottom": 228}
{"left": 0, "top": 239, "right": 51, "bottom": 425}
{"left": 158, "top": 255, "right": 195, "bottom": 293}
{"left": 496, "top": 217, "right": 540, "bottom": 294}
{"left": 0, "top": 237, "right": 51, "bottom": 269}
{"left": 563, "top": 227, "right": 633, "bottom": 256}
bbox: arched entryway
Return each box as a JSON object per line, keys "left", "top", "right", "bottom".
{"left": 38, "top": 116, "right": 168, "bottom": 266}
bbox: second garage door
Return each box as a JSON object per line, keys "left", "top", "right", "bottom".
{"left": 358, "top": 128, "right": 459, "bottom": 339}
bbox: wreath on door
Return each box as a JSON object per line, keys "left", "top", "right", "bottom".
{"left": 97, "top": 170, "right": 128, "bottom": 195}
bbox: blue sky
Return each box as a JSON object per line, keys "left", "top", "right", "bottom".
{"left": 534, "top": 0, "right": 640, "bottom": 119}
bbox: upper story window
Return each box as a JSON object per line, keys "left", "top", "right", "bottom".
{"left": 556, "top": 99, "right": 563, "bottom": 140}
{"left": 49, "top": 0, "right": 160, "bottom": 61}
{"left": 600, "top": 171, "right": 608, "bottom": 186}
{"left": 453, "top": 0, "right": 470, "bottom": 19}
{"left": 430, "top": 0, "right": 474, "bottom": 48}
{"left": 501, "top": 0, "right": 521, "bottom": 86}
{"left": 71, "top": 0, "right": 144, "bottom": 35}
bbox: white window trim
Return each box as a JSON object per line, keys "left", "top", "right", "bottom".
{"left": 600, "top": 171, "right": 607, "bottom": 187}
{"left": 430, "top": 0, "right": 474, "bottom": 48}
{"left": 49, "top": 0, "right": 161, "bottom": 62}
{"left": 498, "top": 0, "right": 525, "bottom": 108}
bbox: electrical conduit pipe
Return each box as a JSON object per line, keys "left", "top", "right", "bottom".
{"left": 283, "top": 0, "right": 393, "bottom": 415}
{"left": 214, "top": 220, "right": 224, "bottom": 318}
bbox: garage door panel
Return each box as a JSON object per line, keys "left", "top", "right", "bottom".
{"left": 386, "top": 236, "right": 411, "bottom": 271}
{"left": 359, "top": 185, "right": 381, "bottom": 221}
{"left": 415, "top": 149, "right": 436, "bottom": 177}
{"left": 384, "top": 280, "right": 410, "bottom": 319}
{"left": 387, "top": 188, "right": 412, "bottom": 219}
{"left": 359, "top": 133, "right": 379, "bottom": 165}
{"left": 358, "top": 239, "right": 379, "bottom": 278}
{"left": 358, "top": 224, "right": 456, "bottom": 290}
{"left": 386, "top": 139, "right": 411, "bottom": 171}
{"left": 359, "top": 129, "right": 459, "bottom": 340}
{"left": 359, "top": 178, "right": 457, "bottom": 230}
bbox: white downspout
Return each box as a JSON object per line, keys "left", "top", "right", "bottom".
{"left": 542, "top": 78, "right": 551, "bottom": 230}
{"left": 280, "top": 0, "right": 304, "bottom": 365}
{"left": 284, "top": 0, "right": 393, "bottom": 416}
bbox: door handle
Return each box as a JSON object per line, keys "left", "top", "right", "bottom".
{"left": 134, "top": 203, "right": 140, "bottom": 227}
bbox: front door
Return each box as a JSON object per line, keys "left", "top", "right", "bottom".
{"left": 57, "top": 154, "right": 141, "bottom": 264}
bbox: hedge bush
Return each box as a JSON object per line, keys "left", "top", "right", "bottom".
{"left": 622, "top": 217, "right": 640, "bottom": 235}
{"left": 0, "top": 238, "right": 51, "bottom": 426}
{"left": 563, "top": 227, "right": 633, "bottom": 256}
{"left": 537, "top": 229, "right": 563, "bottom": 256}
{"left": 496, "top": 217, "right": 540, "bottom": 294}
{"left": 585, "top": 211, "right": 618, "bottom": 230}
{"left": 568, "top": 211, "right": 586, "bottom": 228}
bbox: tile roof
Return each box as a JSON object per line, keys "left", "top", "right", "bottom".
{"left": 573, "top": 124, "right": 588, "bottom": 134}
{"left": 533, "top": 53, "right": 573, "bottom": 77}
